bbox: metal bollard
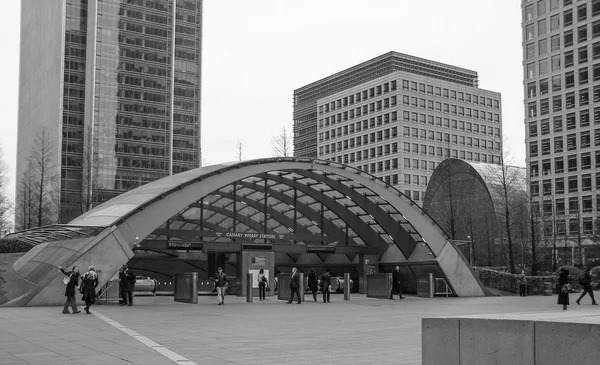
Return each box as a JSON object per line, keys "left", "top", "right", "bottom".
{"left": 246, "top": 273, "right": 253, "bottom": 303}
{"left": 344, "top": 273, "right": 350, "bottom": 300}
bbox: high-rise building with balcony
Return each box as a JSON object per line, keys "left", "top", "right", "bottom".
{"left": 522, "top": 0, "right": 600, "bottom": 249}
{"left": 17, "top": 0, "right": 202, "bottom": 225}
{"left": 293, "top": 52, "right": 503, "bottom": 204}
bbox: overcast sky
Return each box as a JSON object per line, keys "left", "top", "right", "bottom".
{"left": 0, "top": 0, "right": 524, "bottom": 199}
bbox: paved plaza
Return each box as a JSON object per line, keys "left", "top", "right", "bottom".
{"left": 0, "top": 292, "right": 597, "bottom": 365}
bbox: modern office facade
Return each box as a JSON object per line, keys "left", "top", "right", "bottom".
{"left": 522, "top": 0, "right": 600, "bottom": 245}
{"left": 293, "top": 52, "right": 503, "bottom": 204}
{"left": 17, "top": 0, "right": 202, "bottom": 224}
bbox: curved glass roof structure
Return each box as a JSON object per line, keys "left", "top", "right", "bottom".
{"left": 3, "top": 158, "right": 485, "bottom": 306}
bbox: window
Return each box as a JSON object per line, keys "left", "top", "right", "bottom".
{"left": 530, "top": 141, "right": 539, "bottom": 157}
{"left": 564, "top": 9, "right": 573, "bottom": 26}
{"left": 540, "top": 78, "right": 549, "bottom": 94}
{"left": 525, "top": 5, "right": 534, "bottom": 21}
{"left": 582, "top": 152, "right": 591, "bottom": 168}
{"left": 568, "top": 176, "right": 578, "bottom": 193}
{"left": 579, "top": 46, "right": 588, "bottom": 64}
{"left": 566, "top": 92, "right": 575, "bottom": 109}
{"left": 567, "top": 133, "right": 577, "bottom": 150}
{"left": 569, "top": 197, "right": 579, "bottom": 215}
{"left": 565, "top": 71, "right": 575, "bottom": 88}
{"left": 578, "top": 4, "right": 588, "bottom": 22}
{"left": 527, "top": 63, "right": 536, "bottom": 79}
{"left": 578, "top": 25, "right": 588, "bottom": 43}
{"left": 593, "top": 20, "right": 600, "bottom": 38}
{"left": 551, "top": 35, "right": 561, "bottom": 52}
{"left": 554, "top": 116, "right": 563, "bottom": 132}
{"left": 579, "top": 68, "right": 589, "bottom": 84}
{"left": 553, "top": 95, "right": 562, "bottom": 112}
{"left": 580, "top": 109, "right": 590, "bottom": 126}
{"left": 567, "top": 154, "right": 578, "bottom": 171}
{"left": 582, "top": 175, "right": 592, "bottom": 192}
{"left": 594, "top": 0, "right": 600, "bottom": 16}
{"left": 540, "top": 58, "right": 549, "bottom": 75}
{"left": 556, "top": 178, "right": 565, "bottom": 195}
{"left": 552, "top": 75, "right": 561, "bottom": 91}
{"left": 550, "top": 14, "right": 560, "bottom": 31}
{"left": 556, "top": 157, "right": 564, "bottom": 174}
{"left": 555, "top": 136, "right": 564, "bottom": 152}
{"left": 538, "top": 1, "right": 546, "bottom": 16}
{"left": 565, "top": 51, "right": 574, "bottom": 67}
{"left": 526, "top": 24, "right": 535, "bottom": 41}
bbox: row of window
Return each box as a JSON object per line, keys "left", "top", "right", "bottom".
{"left": 529, "top": 151, "right": 600, "bottom": 175}
{"left": 529, "top": 109, "right": 599, "bottom": 137}
{"left": 532, "top": 196, "right": 600, "bottom": 219}
{"left": 530, "top": 173, "right": 600, "bottom": 195}
{"left": 321, "top": 146, "right": 500, "bottom": 165}
{"left": 319, "top": 96, "right": 500, "bottom": 125}
{"left": 525, "top": 59, "right": 600, "bottom": 84}
{"left": 524, "top": 0, "right": 600, "bottom": 23}
{"left": 529, "top": 130, "right": 600, "bottom": 156}
{"left": 318, "top": 80, "right": 500, "bottom": 115}
{"left": 320, "top": 112, "right": 501, "bottom": 138}
{"left": 526, "top": 29, "right": 600, "bottom": 61}
{"left": 536, "top": 215, "right": 599, "bottom": 236}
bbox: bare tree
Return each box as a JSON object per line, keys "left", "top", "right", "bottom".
{"left": 236, "top": 140, "right": 243, "bottom": 161}
{"left": 81, "top": 128, "right": 100, "bottom": 214}
{"left": 25, "top": 127, "right": 59, "bottom": 227}
{"left": 0, "top": 144, "right": 13, "bottom": 234}
{"left": 486, "top": 147, "right": 521, "bottom": 273}
{"left": 271, "top": 126, "right": 292, "bottom": 157}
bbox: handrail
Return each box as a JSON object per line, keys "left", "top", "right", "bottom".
{"left": 434, "top": 278, "right": 452, "bottom": 297}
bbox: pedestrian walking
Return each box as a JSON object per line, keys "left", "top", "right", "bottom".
{"left": 307, "top": 268, "right": 319, "bottom": 302}
{"left": 321, "top": 268, "right": 331, "bottom": 303}
{"left": 81, "top": 266, "right": 99, "bottom": 314}
{"left": 58, "top": 265, "right": 81, "bottom": 314}
{"left": 214, "top": 267, "right": 228, "bottom": 305}
{"left": 389, "top": 266, "right": 404, "bottom": 300}
{"left": 518, "top": 270, "right": 528, "bottom": 297}
{"left": 257, "top": 269, "right": 268, "bottom": 301}
{"left": 557, "top": 268, "right": 570, "bottom": 310}
{"left": 576, "top": 268, "right": 597, "bottom": 305}
{"left": 286, "top": 267, "right": 302, "bottom": 304}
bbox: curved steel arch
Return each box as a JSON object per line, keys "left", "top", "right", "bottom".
{"left": 4, "top": 158, "right": 485, "bottom": 306}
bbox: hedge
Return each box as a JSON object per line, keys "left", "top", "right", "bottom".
{"left": 0, "top": 238, "right": 33, "bottom": 254}
{"left": 473, "top": 267, "right": 586, "bottom": 295}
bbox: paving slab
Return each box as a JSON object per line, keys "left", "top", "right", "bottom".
{"left": 0, "top": 293, "right": 598, "bottom": 364}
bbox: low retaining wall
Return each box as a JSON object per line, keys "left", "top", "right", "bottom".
{"left": 422, "top": 312, "right": 600, "bottom": 365}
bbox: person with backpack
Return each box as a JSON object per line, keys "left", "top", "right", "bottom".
{"left": 576, "top": 268, "right": 597, "bottom": 305}
{"left": 58, "top": 265, "right": 81, "bottom": 314}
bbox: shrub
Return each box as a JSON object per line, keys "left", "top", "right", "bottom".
{"left": 0, "top": 238, "right": 33, "bottom": 253}
{"left": 474, "top": 267, "right": 562, "bottom": 295}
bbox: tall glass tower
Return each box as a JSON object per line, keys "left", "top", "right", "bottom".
{"left": 521, "top": 0, "right": 600, "bottom": 259}
{"left": 17, "top": 0, "right": 202, "bottom": 224}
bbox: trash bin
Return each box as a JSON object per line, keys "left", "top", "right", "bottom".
{"left": 542, "top": 282, "right": 553, "bottom": 296}
{"left": 174, "top": 272, "right": 198, "bottom": 304}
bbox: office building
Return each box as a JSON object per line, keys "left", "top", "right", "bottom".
{"left": 522, "top": 0, "right": 600, "bottom": 248}
{"left": 17, "top": 0, "right": 202, "bottom": 224}
{"left": 293, "top": 52, "right": 503, "bottom": 204}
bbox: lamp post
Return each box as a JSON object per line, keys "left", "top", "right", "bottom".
{"left": 467, "top": 234, "right": 474, "bottom": 266}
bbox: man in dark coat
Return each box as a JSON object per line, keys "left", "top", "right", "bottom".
{"left": 119, "top": 264, "right": 135, "bottom": 306}
{"left": 287, "top": 267, "right": 302, "bottom": 304}
{"left": 321, "top": 268, "right": 331, "bottom": 303}
{"left": 576, "top": 268, "right": 597, "bottom": 305}
{"left": 389, "top": 266, "right": 404, "bottom": 299}
{"left": 214, "top": 267, "right": 228, "bottom": 305}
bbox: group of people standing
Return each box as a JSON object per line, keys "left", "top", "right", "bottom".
{"left": 58, "top": 265, "right": 99, "bottom": 314}
{"left": 290, "top": 267, "right": 332, "bottom": 304}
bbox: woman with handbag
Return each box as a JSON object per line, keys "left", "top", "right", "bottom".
{"left": 81, "top": 266, "right": 99, "bottom": 314}
{"left": 557, "top": 268, "right": 570, "bottom": 310}
{"left": 257, "top": 269, "right": 268, "bottom": 301}
{"left": 58, "top": 265, "right": 81, "bottom": 314}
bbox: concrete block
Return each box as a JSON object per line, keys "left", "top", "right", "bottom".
{"left": 422, "top": 318, "right": 459, "bottom": 365}
{"left": 459, "top": 318, "right": 534, "bottom": 365}
{"left": 535, "top": 321, "right": 600, "bottom": 365}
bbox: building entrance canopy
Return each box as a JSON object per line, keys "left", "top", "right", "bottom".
{"left": 3, "top": 158, "right": 484, "bottom": 306}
